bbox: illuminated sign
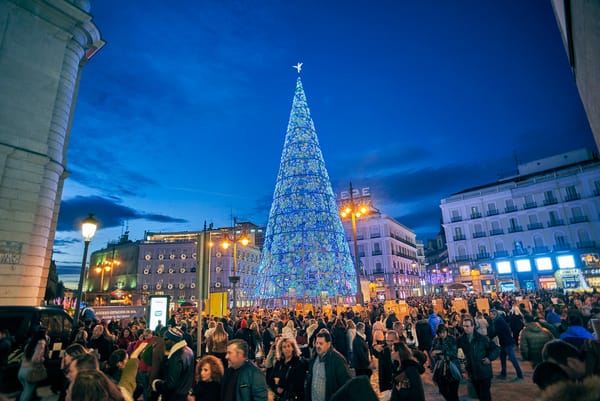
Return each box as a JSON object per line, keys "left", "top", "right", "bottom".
{"left": 148, "top": 295, "right": 170, "bottom": 332}
{"left": 339, "top": 187, "right": 370, "bottom": 200}
{"left": 496, "top": 261, "right": 512, "bottom": 274}
{"left": 479, "top": 263, "right": 493, "bottom": 275}
{"left": 557, "top": 255, "right": 576, "bottom": 269}
{"left": 459, "top": 265, "right": 471, "bottom": 276}
{"left": 535, "top": 257, "right": 553, "bottom": 272}
{"left": 515, "top": 259, "right": 532, "bottom": 272}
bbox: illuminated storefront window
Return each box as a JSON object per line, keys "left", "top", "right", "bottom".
{"left": 515, "top": 259, "right": 532, "bottom": 272}
{"left": 557, "top": 255, "right": 576, "bottom": 269}
{"left": 535, "top": 257, "right": 553, "bottom": 272}
{"left": 496, "top": 261, "right": 512, "bottom": 274}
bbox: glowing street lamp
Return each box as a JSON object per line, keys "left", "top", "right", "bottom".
{"left": 339, "top": 182, "right": 370, "bottom": 305}
{"left": 74, "top": 213, "right": 98, "bottom": 326}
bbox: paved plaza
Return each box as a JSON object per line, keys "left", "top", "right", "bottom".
{"left": 8, "top": 356, "right": 541, "bottom": 401}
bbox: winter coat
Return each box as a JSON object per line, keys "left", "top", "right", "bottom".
{"left": 560, "top": 326, "right": 596, "bottom": 349}
{"left": 428, "top": 314, "right": 443, "bottom": 337}
{"left": 352, "top": 333, "right": 370, "bottom": 371}
{"left": 306, "top": 348, "right": 351, "bottom": 401}
{"left": 332, "top": 326, "right": 349, "bottom": 360}
{"left": 457, "top": 331, "right": 499, "bottom": 381}
{"left": 268, "top": 354, "right": 307, "bottom": 401}
{"left": 153, "top": 340, "right": 195, "bottom": 401}
{"left": 222, "top": 360, "right": 268, "bottom": 401}
{"left": 415, "top": 320, "right": 433, "bottom": 352}
{"left": 390, "top": 359, "right": 425, "bottom": 401}
{"left": 540, "top": 374, "right": 600, "bottom": 401}
{"left": 492, "top": 316, "right": 514, "bottom": 347}
{"left": 519, "top": 322, "right": 554, "bottom": 365}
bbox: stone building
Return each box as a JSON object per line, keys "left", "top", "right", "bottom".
{"left": 0, "top": 0, "right": 102, "bottom": 305}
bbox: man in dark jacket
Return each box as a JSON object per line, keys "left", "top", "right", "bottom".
{"left": 152, "top": 327, "right": 194, "bottom": 401}
{"left": 306, "top": 329, "right": 351, "bottom": 401}
{"left": 352, "top": 322, "right": 371, "bottom": 378}
{"left": 372, "top": 330, "right": 399, "bottom": 400}
{"left": 457, "top": 316, "right": 499, "bottom": 401}
{"left": 223, "top": 339, "right": 268, "bottom": 401}
{"left": 490, "top": 309, "right": 523, "bottom": 381}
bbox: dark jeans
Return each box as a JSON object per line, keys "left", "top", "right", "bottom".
{"left": 500, "top": 345, "right": 523, "bottom": 378}
{"left": 472, "top": 378, "right": 491, "bottom": 401}
{"left": 438, "top": 378, "right": 459, "bottom": 401}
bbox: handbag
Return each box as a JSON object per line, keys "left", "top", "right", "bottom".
{"left": 27, "top": 362, "right": 47, "bottom": 383}
{"left": 448, "top": 360, "right": 462, "bottom": 381}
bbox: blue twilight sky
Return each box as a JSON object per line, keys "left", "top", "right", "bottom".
{"left": 53, "top": 0, "right": 595, "bottom": 284}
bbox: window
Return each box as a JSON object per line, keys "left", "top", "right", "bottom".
{"left": 544, "top": 190, "right": 557, "bottom": 204}
{"left": 510, "top": 218, "right": 518, "bottom": 229}
{"left": 374, "top": 243, "right": 381, "bottom": 252}
{"left": 370, "top": 226, "right": 381, "bottom": 238}
{"left": 565, "top": 185, "right": 579, "bottom": 200}
{"left": 455, "top": 227, "right": 463, "bottom": 236}
{"left": 555, "top": 233, "right": 567, "bottom": 245}
{"left": 495, "top": 242, "right": 505, "bottom": 252}
{"left": 491, "top": 221, "right": 500, "bottom": 230}
{"left": 533, "top": 236, "right": 544, "bottom": 247}
{"left": 577, "top": 229, "right": 591, "bottom": 243}
{"left": 457, "top": 246, "right": 467, "bottom": 257}
{"left": 528, "top": 215, "right": 539, "bottom": 224}
{"left": 478, "top": 245, "right": 487, "bottom": 254}
{"left": 524, "top": 194, "right": 535, "bottom": 204}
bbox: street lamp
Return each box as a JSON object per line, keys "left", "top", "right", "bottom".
{"left": 221, "top": 218, "right": 248, "bottom": 319}
{"left": 74, "top": 213, "right": 98, "bottom": 326}
{"left": 340, "top": 182, "right": 369, "bottom": 305}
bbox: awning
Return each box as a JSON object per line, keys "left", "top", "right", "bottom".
{"left": 446, "top": 283, "right": 468, "bottom": 290}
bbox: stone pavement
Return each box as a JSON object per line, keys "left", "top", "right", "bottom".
{"left": 7, "top": 357, "right": 540, "bottom": 401}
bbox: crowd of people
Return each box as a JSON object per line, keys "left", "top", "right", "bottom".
{"left": 1, "top": 289, "right": 600, "bottom": 401}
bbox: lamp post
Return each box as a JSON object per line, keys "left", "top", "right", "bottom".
{"left": 222, "top": 218, "right": 248, "bottom": 319}
{"left": 74, "top": 213, "right": 98, "bottom": 326}
{"left": 340, "top": 182, "right": 368, "bottom": 305}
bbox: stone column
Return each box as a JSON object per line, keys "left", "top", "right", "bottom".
{"left": 0, "top": 0, "right": 103, "bottom": 305}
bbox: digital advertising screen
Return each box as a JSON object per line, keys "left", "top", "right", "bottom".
{"left": 148, "top": 295, "right": 170, "bottom": 332}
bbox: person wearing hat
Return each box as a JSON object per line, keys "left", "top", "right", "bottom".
{"left": 152, "top": 327, "right": 194, "bottom": 401}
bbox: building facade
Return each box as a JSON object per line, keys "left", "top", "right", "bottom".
{"left": 86, "top": 223, "right": 263, "bottom": 310}
{"left": 441, "top": 149, "right": 600, "bottom": 292}
{"left": 0, "top": 0, "right": 103, "bottom": 305}
{"left": 340, "top": 208, "right": 422, "bottom": 300}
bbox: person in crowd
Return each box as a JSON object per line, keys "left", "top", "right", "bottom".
{"left": 58, "top": 343, "right": 88, "bottom": 401}
{"left": 17, "top": 329, "right": 47, "bottom": 401}
{"left": 532, "top": 360, "right": 570, "bottom": 390}
{"left": 267, "top": 336, "right": 307, "bottom": 401}
{"left": 152, "top": 327, "right": 194, "bottom": 401}
{"left": 222, "top": 339, "right": 268, "bottom": 401}
{"left": 282, "top": 320, "right": 297, "bottom": 340}
{"left": 345, "top": 320, "right": 356, "bottom": 365}
{"left": 187, "top": 355, "right": 223, "bottom": 401}
{"left": 352, "top": 322, "right": 372, "bottom": 378}
{"left": 330, "top": 318, "right": 348, "bottom": 362}
{"left": 208, "top": 322, "right": 229, "bottom": 369}
{"left": 263, "top": 321, "right": 278, "bottom": 355}
{"left": 541, "top": 339, "right": 590, "bottom": 380}
{"left": 88, "top": 324, "right": 113, "bottom": 364}
{"left": 546, "top": 306, "right": 562, "bottom": 327}
{"left": 489, "top": 309, "right": 523, "bottom": 381}
{"left": 66, "top": 370, "right": 124, "bottom": 401}
{"left": 414, "top": 314, "right": 433, "bottom": 369}
{"left": 0, "top": 329, "right": 13, "bottom": 391}
{"left": 390, "top": 341, "right": 425, "bottom": 401}
{"left": 428, "top": 309, "right": 443, "bottom": 337}
{"left": 106, "top": 349, "right": 128, "bottom": 383}
{"left": 430, "top": 324, "right": 460, "bottom": 401}
{"left": 117, "top": 328, "right": 135, "bottom": 350}
{"left": 457, "top": 316, "right": 499, "bottom": 401}
{"left": 234, "top": 320, "right": 256, "bottom": 360}
{"left": 306, "top": 329, "right": 351, "bottom": 401}
{"left": 559, "top": 314, "right": 596, "bottom": 349}
{"left": 248, "top": 322, "right": 262, "bottom": 361}
{"left": 73, "top": 327, "right": 88, "bottom": 347}
{"left": 519, "top": 314, "right": 555, "bottom": 367}
{"left": 508, "top": 305, "right": 525, "bottom": 346}
{"left": 372, "top": 329, "right": 400, "bottom": 401}
{"left": 475, "top": 312, "right": 488, "bottom": 337}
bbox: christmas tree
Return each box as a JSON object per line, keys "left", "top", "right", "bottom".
{"left": 255, "top": 75, "right": 357, "bottom": 305}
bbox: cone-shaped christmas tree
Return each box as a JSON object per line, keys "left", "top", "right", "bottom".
{"left": 256, "top": 76, "right": 357, "bottom": 304}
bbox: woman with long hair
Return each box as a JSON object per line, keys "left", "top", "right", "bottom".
{"left": 431, "top": 324, "right": 460, "bottom": 401}
{"left": 187, "top": 355, "right": 223, "bottom": 401}
{"left": 390, "top": 342, "right": 425, "bottom": 401}
{"left": 267, "top": 337, "right": 307, "bottom": 401}
{"left": 207, "top": 322, "right": 228, "bottom": 369}
{"left": 116, "top": 328, "right": 135, "bottom": 351}
{"left": 17, "top": 330, "right": 47, "bottom": 401}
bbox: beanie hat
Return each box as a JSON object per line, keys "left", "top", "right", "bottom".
{"left": 240, "top": 319, "right": 248, "bottom": 329}
{"left": 164, "top": 327, "right": 183, "bottom": 342}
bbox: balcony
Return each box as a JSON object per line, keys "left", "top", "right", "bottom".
{"left": 453, "top": 234, "right": 466, "bottom": 241}
{"left": 543, "top": 198, "right": 558, "bottom": 206}
{"left": 512, "top": 249, "right": 529, "bottom": 256}
{"left": 476, "top": 252, "right": 491, "bottom": 260}
{"left": 489, "top": 228, "right": 504, "bottom": 236}
{"left": 494, "top": 250, "right": 509, "bottom": 258}
{"left": 470, "top": 212, "right": 482, "bottom": 220}
{"left": 532, "top": 246, "right": 550, "bottom": 254}
{"left": 553, "top": 243, "right": 571, "bottom": 252}
{"left": 547, "top": 219, "right": 565, "bottom": 227}
{"left": 370, "top": 233, "right": 381, "bottom": 238}
{"left": 508, "top": 226, "right": 524, "bottom": 233}
{"left": 570, "top": 215, "right": 589, "bottom": 224}
{"left": 505, "top": 206, "right": 518, "bottom": 213}
{"left": 523, "top": 202, "right": 537, "bottom": 209}
{"left": 451, "top": 216, "right": 463, "bottom": 223}
{"left": 527, "top": 222, "right": 544, "bottom": 230}
{"left": 455, "top": 255, "right": 471, "bottom": 262}
{"left": 565, "top": 193, "right": 581, "bottom": 202}
{"left": 487, "top": 209, "right": 499, "bottom": 216}
{"left": 577, "top": 241, "right": 597, "bottom": 249}
{"left": 372, "top": 250, "right": 383, "bottom": 256}
{"left": 473, "top": 231, "right": 487, "bottom": 238}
